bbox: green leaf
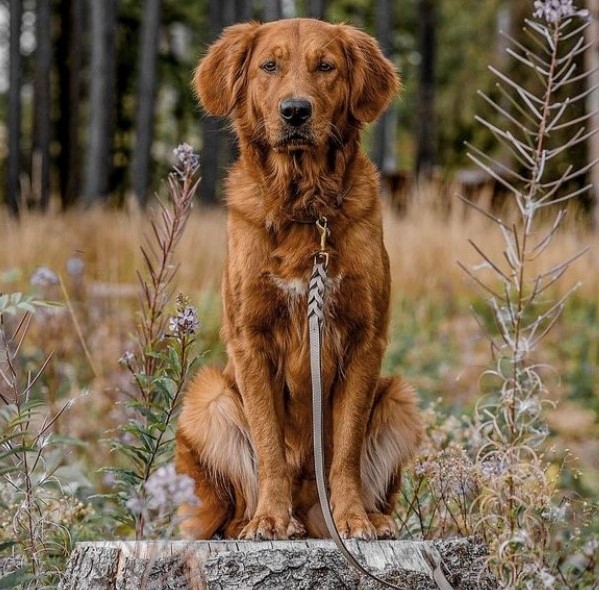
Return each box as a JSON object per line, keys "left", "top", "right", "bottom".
{"left": 19, "top": 303, "right": 37, "bottom": 314}
{"left": 47, "top": 435, "right": 88, "bottom": 448}
{"left": 0, "top": 269, "right": 22, "bottom": 283}
{"left": 0, "top": 444, "right": 33, "bottom": 462}
{"left": 0, "top": 568, "right": 28, "bottom": 589}
{"left": 0, "top": 540, "right": 17, "bottom": 553}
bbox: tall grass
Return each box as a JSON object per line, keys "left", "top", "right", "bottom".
{"left": 1, "top": 199, "right": 596, "bottom": 303}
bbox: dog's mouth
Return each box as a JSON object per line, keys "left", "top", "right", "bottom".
{"left": 273, "top": 129, "right": 317, "bottom": 152}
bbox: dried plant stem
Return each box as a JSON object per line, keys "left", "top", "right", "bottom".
{"left": 138, "top": 174, "right": 197, "bottom": 392}
{"left": 58, "top": 275, "right": 99, "bottom": 378}
{"left": 458, "top": 6, "right": 596, "bottom": 586}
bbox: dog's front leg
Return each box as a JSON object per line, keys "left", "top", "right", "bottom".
{"left": 233, "top": 336, "right": 294, "bottom": 540}
{"left": 329, "top": 339, "right": 383, "bottom": 540}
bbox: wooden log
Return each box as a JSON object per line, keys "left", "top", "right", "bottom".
{"left": 59, "top": 537, "right": 496, "bottom": 589}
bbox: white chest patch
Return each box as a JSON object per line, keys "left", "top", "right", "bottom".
{"left": 269, "top": 273, "right": 342, "bottom": 302}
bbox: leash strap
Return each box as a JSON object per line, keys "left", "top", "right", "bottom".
{"left": 308, "top": 255, "right": 453, "bottom": 590}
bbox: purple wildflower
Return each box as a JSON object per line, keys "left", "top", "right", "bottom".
{"left": 144, "top": 463, "right": 198, "bottom": 513}
{"left": 533, "top": 0, "right": 589, "bottom": 22}
{"left": 173, "top": 143, "right": 200, "bottom": 176}
{"left": 119, "top": 350, "right": 135, "bottom": 367}
{"left": 66, "top": 255, "right": 85, "bottom": 278}
{"left": 169, "top": 296, "right": 200, "bottom": 337}
{"left": 30, "top": 266, "right": 59, "bottom": 287}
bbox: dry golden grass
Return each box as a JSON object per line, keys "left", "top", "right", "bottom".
{"left": 1, "top": 199, "right": 597, "bottom": 302}
{"left": 384, "top": 199, "right": 599, "bottom": 300}
{"left": 0, "top": 206, "right": 226, "bottom": 293}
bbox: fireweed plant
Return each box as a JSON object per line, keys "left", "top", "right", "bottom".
{"left": 108, "top": 145, "right": 201, "bottom": 539}
{"left": 0, "top": 293, "right": 95, "bottom": 589}
{"left": 398, "top": 2, "right": 598, "bottom": 588}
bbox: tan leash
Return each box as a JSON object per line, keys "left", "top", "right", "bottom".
{"left": 308, "top": 217, "right": 454, "bottom": 590}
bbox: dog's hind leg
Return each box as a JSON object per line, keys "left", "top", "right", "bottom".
{"left": 175, "top": 366, "right": 257, "bottom": 539}
{"left": 361, "top": 376, "right": 423, "bottom": 539}
{"left": 175, "top": 431, "right": 232, "bottom": 539}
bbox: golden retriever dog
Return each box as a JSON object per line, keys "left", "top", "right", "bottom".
{"left": 175, "top": 18, "right": 422, "bottom": 541}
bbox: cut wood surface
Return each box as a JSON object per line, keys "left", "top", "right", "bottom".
{"left": 59, "top": 537, "right": 496, "bottom": 589}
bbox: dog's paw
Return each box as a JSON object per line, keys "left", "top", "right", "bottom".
{"left": 367, "top": 513, "right": 399, "bottom": 540}
{"left": 287, "top": 515, "right": 307, "bottom": 539}
{"left": 334, "top": 511, "right": 377, "bottom": 540}
{"left": 239, "top": 514, "right": 290, "bottom": 540}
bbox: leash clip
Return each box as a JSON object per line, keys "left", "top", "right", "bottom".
{"left": 315, "top": 217, "right": 330, "bottom": 268}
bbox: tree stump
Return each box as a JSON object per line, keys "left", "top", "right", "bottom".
{"left": 58, "top": 537, "right": 496, "bottom": 589}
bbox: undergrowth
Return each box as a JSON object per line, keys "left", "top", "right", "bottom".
{"left": 397, "top": 1, "right": 599, "bottom": 587}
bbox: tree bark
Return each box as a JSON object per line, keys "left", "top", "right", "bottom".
{"left": 57, "top": 0, "right": 83, "bottom": 209}
{"left": 262, "top": 0, "right": 282, "bottom": 22}
{"left": 199, "top": 0, "right": 225, "bottom": 206}
{"left": 32, "top": 0, "right": 52, "bottom": 211}
{"left": 235, "top": 0, "right": 254, "bottom": 21}
{"left": 7, "top": 0, "right": 23, "bottom": 216}
{"left": 308, "top": 0, "right": 327, "bottom": 20}
{"left": 587, "top": 0, "right": 599, "bottom": 229}
{"left": 58, "top": 538, "right": 496, "bottom": 590}
{"left": 131, "top": 0, "right": 163, "bottom": 206}
{"left": 371, "top": 0, "right": 397, "bottom": 175}
{"left": 415, "top": 0, "right": 437, "bottom": 179}
{"left": 83, "top": 0, "right": 118, "bottom": 204}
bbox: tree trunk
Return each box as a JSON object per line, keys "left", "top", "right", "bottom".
{"left": 262, "top": 0, "right": 282, "bottom": 21}
{"left": 371, "top": 0, "right": 397, "bottom": 174}
{"left": 200, "top": 0, "right": 239, "bottom": 206}
{"left": 58, "top": 538, "right": 496, "bottom": 590}
{"left": 131, "top": 0, "right": 163, "bottom": 206}
{"left": 235, "top": 0, "right": 254, "bottom": 21}
{"left": 308, "top": 0, "right": 327, "bottom": 20}
{"left": 199, "top": 0, "right": 225, "bottom": 206}
{"left": 57, "top": 0, "right": 83, "bottom": 209}
{"left": 415, "top": 0, "right": 437, "bottom": 179}
{"left": 7, "top": 0, "right": 23, "bottom": 216}
{"left": 587, "top": 0, "right": 599, "bottom": 229}
{"left": 83, "top": 0, "right": 118, "bottom": 204}
{"left": 32, "top": 0, "right": 52, "bottom": 211}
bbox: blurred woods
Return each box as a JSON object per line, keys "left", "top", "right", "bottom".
{"left": 1, "top": 0, "right": 598, "bottom": 218}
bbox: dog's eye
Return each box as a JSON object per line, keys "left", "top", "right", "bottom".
{"left": 261, "top": 61, "right": 278, "bottom": 73}
{"left": 317, "top": 61, "right": 334, "bottom": 72}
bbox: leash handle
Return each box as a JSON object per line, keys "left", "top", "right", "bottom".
{"left": 308, "top": 258, "right": 453, "bottom": 590}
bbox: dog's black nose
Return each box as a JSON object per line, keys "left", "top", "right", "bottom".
{"left": 280, "top": 98, "right": 312, "bottom": 127}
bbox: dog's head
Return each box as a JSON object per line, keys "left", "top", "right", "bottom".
{"left": 195, "top": 19, "right": 400, "bottom": 153}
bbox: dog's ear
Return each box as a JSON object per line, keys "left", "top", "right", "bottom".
{"left": 194, "top": 22, "right": 260, "bottom": 117}
{"left": 342, "top": 26, "right": 400, "bottom": 124}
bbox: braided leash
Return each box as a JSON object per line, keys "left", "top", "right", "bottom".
{"left": 308, "top": 218, "right": 454, "bottom": 590}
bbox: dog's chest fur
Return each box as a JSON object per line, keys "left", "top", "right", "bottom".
{"left": 268, "top": 272, "right": 341, "bottom": 305}
{"left": 262, "top": 223, "right": 348, "bottom": 393}
{"left": 270, "top": 220, "right": 346, "bottom": 307}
